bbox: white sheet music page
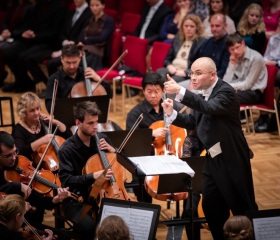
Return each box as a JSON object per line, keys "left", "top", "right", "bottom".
{"left": 253, "top": 216, "right": 280, "bottom": 240}
{"left": 128, "top": 155, "right": 195, "bottom": 177}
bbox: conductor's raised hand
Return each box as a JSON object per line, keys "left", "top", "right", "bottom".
{"left": 162, "top": 98, "right": 174, "bottom": 116}
{"left": 164, "top": 74, "right": 181, "bottom": 94}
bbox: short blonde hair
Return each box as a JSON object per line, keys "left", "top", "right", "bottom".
{"left": 16, "top": 92, "right": 41, "bottom": 120}
{"left": 0, "top": 194, "right": 25, "bottom": 222}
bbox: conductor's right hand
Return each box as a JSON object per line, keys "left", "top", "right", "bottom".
{"left": 152, "top": 128, "right": 169, "bottom": 138}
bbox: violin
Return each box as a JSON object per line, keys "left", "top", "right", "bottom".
{"left": 19, "top": 223, "right": 58, "bottom": 240}
{"left": 4, "top": 155, "right": 79, "bottom": 200}
{"left": 83, "top": 134, "right": 134, "bottom": 202}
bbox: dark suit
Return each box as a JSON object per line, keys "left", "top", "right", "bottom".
{"left": 47, "top": 6, "right": 92, "bottom": 76}
{"left": 172, "top": 78, "right": 258, "bottom": 239}
{"left": 135, "top": 2, "right": 171, "bottom": 44}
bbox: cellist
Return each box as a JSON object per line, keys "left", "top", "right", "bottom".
{"left": 58, "top": 101, "right": 114, "bottom": 240}
{"left": 43, "top": 43, "right": 112, "bottom": 113}
{"left": 126, "top": 72, "right": 185, "bottom": 203}
{"left": 0, "top": 131, "right": 71, "bottom": 239}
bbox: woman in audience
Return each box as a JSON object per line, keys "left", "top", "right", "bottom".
{"left": 264, "top": 0, "right": 280, "bottom": 38}
{"left": 157, "top": 14, "right": 206, "bottom": 87}
{"left": 96, "top": 215, "right": 131, "bottom": 240}
{"left": 237, "top": 3, "right": 266, "bottom": 54}
{"left": 77, "top": 0, "right": 114, "bottom": 71}
{"left": 160, "top": 0, "right": 194, "bottom": 43}
{"left": 203, "top": 0, "right": 236, "bottom": 38}
{"left": 223, "top": 215, "right": 254, "bottom": 240}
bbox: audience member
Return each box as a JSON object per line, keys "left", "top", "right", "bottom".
{"left": 199, "top": 13, "right": 230, "bottom": 79}
{"left": 2, "top": 0, "right": 67, "bottom": 92}
{"left": 264, "top": 0, "right": 280, "bottom": 39}
{"left": 76, "top": 0, "right": 114, "bottom": 71}
{"left": 237, "top": 3, "right": 266, "bottom": 54}
{"left": 223, "top": 33, "right": 267, "bottom": 107}
{"left": 223, "top": 215, "right": 254, "bottom": 240}
{"left": 228, "top": 0, "right": 262, "bottom": 28}
{"left": 0, "top": 194, "right": 54, "bottom": 240}
{"left": 44, "top": 44, "right": 112, "bottom": 113}
{"left": 203, "top": 0, "right": 235, "bottom": 38}
{"left": 192, "top": 0, "right": 210, "bottom": 21}
{"left": 160, "top": 0, "right": 193, "bottom": 43}
{"left": 47, "top": 0, "right": 92, "bottom": 76}
{"left": 0, "top": 0, "right": 31, "bottom": 87}
{"left": 157, "top": 14, "right": 206, "bottom": 87}
{"left": 96, "top": 215, "right": 131, "bottom": 240}
{"left": 134, "top": 0, "right": 171, "bottom": 45}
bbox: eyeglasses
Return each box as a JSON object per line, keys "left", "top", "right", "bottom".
{"left": 188, "top": 71, "right": 213, "bottom": 78}
{"left": 0, "top": 148, "right": 19, "bottom": 158}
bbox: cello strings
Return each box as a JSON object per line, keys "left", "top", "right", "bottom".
{"left": 23, "top": 218, "right": 43, "bottom": 240}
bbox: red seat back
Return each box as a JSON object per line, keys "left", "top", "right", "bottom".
{"left": 263, "top": 65, "right": 278, "bottom": 109}
{"left": 119, "top": 12, "right": 141, "bottom": 35}
{"left": 122, "top": 36, "right": 149, "bottom": 75}
{"left": 150, "top": 41, "right": 171, "bottom": 72}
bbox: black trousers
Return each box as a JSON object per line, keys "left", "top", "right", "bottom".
{"left": 62, "top": 200, "right": 97, "bottom": 240}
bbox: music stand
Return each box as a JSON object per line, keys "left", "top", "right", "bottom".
{"left": 160, "top": 156, "right": 207, "bottom": 240}
{"left": 53, "top": 95, "right": 110, "bottom": 126}
{"left": 157, "top": 173, "right": 191, "bottom": 194}
{"left": 98, "top": 198, "right": 161, "bottom": 240}
{"left": 102, "top": 128, "right": 153, "bottom": 157}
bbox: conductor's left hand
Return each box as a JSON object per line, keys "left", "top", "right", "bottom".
{"left": 164, "top": 74, "right": 181, "bottom": 94}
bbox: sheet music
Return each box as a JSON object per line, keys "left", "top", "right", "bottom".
{"left": 100, "top": 205, "right": 153, "bottom": 240}
{"left": 253, "top": 216, "right": 280, "bottom": 240}
{"left": 128, "top": 155, "right": 195, "bottom": 177}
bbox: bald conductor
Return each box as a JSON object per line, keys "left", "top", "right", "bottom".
{"left": 162, "top": 57, "right": 258, "bottom": 239}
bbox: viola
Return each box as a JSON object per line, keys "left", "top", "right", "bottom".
{"left": 19, "top": 223, "right": 58, "bottom": 240}
{"left": 4, "top": 155, "right": 79, "bottom": 200}
{"left": 83, "top": 134, "right": 134, "bottom": 202}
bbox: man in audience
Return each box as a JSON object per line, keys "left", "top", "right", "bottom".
{"left": 223, "top": 33, "right": 267, "bottom": 123}
{"left": 134, "top": 0, "right": 171, "bottom": 45}
{"left": 199, "top": 13, "right": 230, "bottom": 79}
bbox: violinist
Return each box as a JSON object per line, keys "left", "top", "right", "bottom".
{"left": 0, "top": 131, "right": 71, "bottom": 239}
{"left": 58, "top": 101, "right": 114, "bottom": 240}
{"left": 12, "top": 91, "right": 72, "bottom": 161}
{"left": 43, "top": 43, "right": 112, "bottom": 113}
{"left": 0, "top": 194, "right": 53, "bottom": 240}
{"left": 126, "top": 72, "right": 183, "bottom": 203}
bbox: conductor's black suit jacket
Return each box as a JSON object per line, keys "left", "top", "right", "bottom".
{"left": 172, "top": 78, "right": 257, "bottom": 212}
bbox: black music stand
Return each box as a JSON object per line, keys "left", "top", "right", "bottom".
{"left": 98, "top": 198, "right": 161, "bottom": 240}
{"left": 54, "top": 95, "right": 110, "bottom": 126}
{"left": 160, "top": 156, "right": 207, "bottom": 240}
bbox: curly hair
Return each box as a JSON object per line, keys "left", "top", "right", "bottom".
{"left": 16, "top": 92, "right": 41, "bottom": 120}
{"left": 237, "top": 3, "right": 265, "bottom": 35}
{"left": 178, "top": 13, "right": 204, "bottom": 42}
{"left": 223, "top": 216, "right": 254, "bottom": 240}
{"left": 96, "top": 215, "right": 131, "bottom": 240}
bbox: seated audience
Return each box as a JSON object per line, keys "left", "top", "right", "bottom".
{"left": 264, "top": 0, "right": 280, "bottom": 38}
{"left": 223, "top": 33, "right": 267, "bottom": 106}
{"left": 223, "top": 215, "right": 254, "bottom": 240}
{"left": 203, "top": 0, "right": 235, "bottom": 38}
{"left": 199, "top": 13, "right": 230, "bottom": 79}
{"left": 160, "top": 0, "right": 193, "bottom": 43}
{"left": 157, "top": 14, "right": 206, "bottom": 87}
{"left": 237, "top": 3, "right": 266, "bottom": 54}
{"left": 192, "top": 0, "right": 210, "bottom": 21}
{"left": 96, "top": 215, "right": 131, "bottom": 240}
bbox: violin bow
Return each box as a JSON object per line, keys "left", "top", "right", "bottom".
{"left": 91, "top": 50, "right": 128, "bottom": 95}
{"left": 48, "top": 79, "right": 59, "bottom": 133}
{"left": 27, "top": 126, "right": 59, "bottom": 190}
{"left": 23, "top": 218, "right": 43, "bottom": 240}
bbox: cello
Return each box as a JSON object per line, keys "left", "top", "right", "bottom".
{"left": 145, "top": 93, "right": 188, "bottom": 201}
